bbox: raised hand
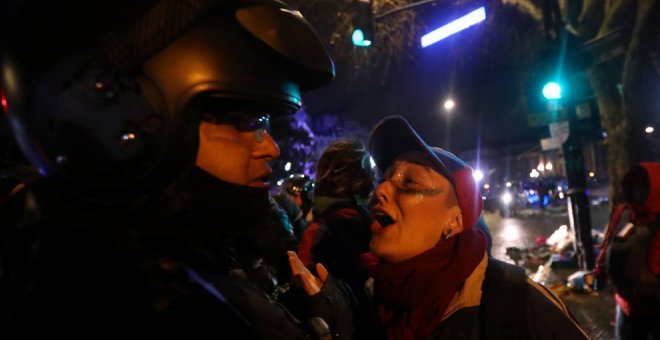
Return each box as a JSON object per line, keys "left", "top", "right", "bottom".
{"left": 287, "top": 251, "right": 329, "bottom": 295}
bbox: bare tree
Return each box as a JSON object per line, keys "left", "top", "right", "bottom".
{"left": 504, "top": 0, "right": 659, "bottom": 204}
{"left": 289, "top": 0, "right": 425, "bottom": 82}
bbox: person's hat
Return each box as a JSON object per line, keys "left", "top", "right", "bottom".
{"left": 623, "top": 162, "right": 660, "bottom": 213}
{"left": 368, "top": 115, "right": 482, "bottom": 230}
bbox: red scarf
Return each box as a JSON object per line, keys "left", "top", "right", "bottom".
{"left": 363, "top": 229, "right": 486, "bottom": 339}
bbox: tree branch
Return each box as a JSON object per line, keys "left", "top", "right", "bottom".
{"left": 501, "top": 0, "right": 543, "bottom": 23}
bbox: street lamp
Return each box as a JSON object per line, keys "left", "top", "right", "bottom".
{"left": 441, "top": 98, "right": 455, "bottom": 149}
{"left": 645, "top": 126, "right": 654, "bottom": 134}
{"left": 443, "top": 99, "right": 455, "bottom": 111}
{"left": 421, "top": 7, "right": 486, "bottom": 48}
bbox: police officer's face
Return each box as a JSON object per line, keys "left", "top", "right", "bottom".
{"left": 196, "top": 113, "right": 280, "bottom": 188}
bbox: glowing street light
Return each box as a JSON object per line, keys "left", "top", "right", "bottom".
{"left": 501, "top": 192, "right": 512, "bottom": 204}
{"left": 443, "top": 99, "right": 455, "bottom": 111}
{"left": 645, "top": 126, "right": 655, "bottom": 134}
{"left": 421, "top": 7, "right": 486, "bottom": 48}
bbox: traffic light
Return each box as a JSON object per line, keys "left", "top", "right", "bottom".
{"left": 542, "top": 81, "right": 562, "bottom": 100}
{"left": 352, "top": 0, "right": 373, "bottom": 47}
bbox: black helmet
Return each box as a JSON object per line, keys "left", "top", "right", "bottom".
{"left": 1, "top": 0, "right": 333, "bottom": 202}
{"left": 283, "top": 173, "right": 314, "bottom": 215}
{"left": 283, "top": 173, "right": 314, "bottom": 196}
{"left": 315, "top": 139, "right": 375, "bottom": 199}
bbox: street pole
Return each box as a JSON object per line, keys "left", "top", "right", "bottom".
{"left": 562, "top": 105, "right": 595, "bottom": 270}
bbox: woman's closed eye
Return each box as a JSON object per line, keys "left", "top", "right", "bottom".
{"left": 402, "top": 176, "right": 416, "bottom": 185}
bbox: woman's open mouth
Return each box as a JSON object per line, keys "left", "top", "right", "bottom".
{"left": 372, "top": 210, "right": 394, "bottom": 228}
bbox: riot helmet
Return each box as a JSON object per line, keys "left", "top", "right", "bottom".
{"left": 284, "top": 173, "right": 314, "bottom": 196}
{"left": 1, "top": 0, "right": 334, "bottom": 203}
{"left": 283, "top": 173, "right": 314, "bottom": 210}
{"left": 315, "top": 139, "right": 375, "bottom": 200}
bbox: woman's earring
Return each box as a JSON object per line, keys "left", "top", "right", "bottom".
{"left": 441, "top": 228, "right": 452, "bottom": 241}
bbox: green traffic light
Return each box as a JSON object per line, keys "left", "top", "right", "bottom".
{"left": 351, "top": 29, "right": 372, "bottom": 47}
{"left": 542, "top": 82, "right": 562, "bottom": 100}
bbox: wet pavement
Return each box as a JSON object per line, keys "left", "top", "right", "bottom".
{"left": 484, "top": 204, "right": 616, "bottom": 340}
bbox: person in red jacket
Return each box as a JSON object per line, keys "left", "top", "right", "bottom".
{"left": 592, "top": 163, "right": 660, "bottom": 339}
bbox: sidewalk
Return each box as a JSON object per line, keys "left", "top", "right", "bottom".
{"left": 485, "top": 204, "right": 617, "bottom": 339}
{"left": 553, "top": 268, "right": 616, "bottom": 340}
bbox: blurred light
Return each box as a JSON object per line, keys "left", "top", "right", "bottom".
{"left": 530, "top": 169, "right": 540, "bottom": 178}
{"left": 559, "top": 192, "right": 565, "bottom": 199}
{"left": 1, "top": 85, "right": 8, "bottom": 114}
{"left": 601, "top": 131, "right": 607, "bottom": 138}
{"left": 473, "top": 169, "right": 484, "bottom": 182}
{"left": 370, "top": 157, "right": 376, "bottom": 168}
{"left": 284, "top": 162, "right": 292, "bottom": 172}
{"left": 506, "top": 181, "right": 512, "bottom": 187}
{"left": 351, "top": 29, "right": 372, "bottom": 47}
{"left": 645, "top": 126, "right": 654, "bottom": 134}
{"left": 421, "top": 7, "right": 486, "bottom": 48}
{"left": 557, "top": 186, "right": 563, "bottom": 191}
{"left": 588, "top": 171, "right": 595, "bottom": 178}
{"left": 121, "top": 132, "right": 136, "bottom": 141}
{"left": 501, "top": 192, "right": 512, "bottom": 204}
{"left": 277, "top": 179, "right": 284, "bottom": 186}
{"left": 483, "top": 183, "right": 490, "bottom": 189}
{"left": 537, "top": 163, "right": 544, "bottom": 171}
{"left": 443, "top": 99, "right": 455, "bottom": 111}
{"left": 542, "top": 82, "right": 562, "bottom": 100}
{"left": 501, "top": 223, "right": 520, "bottom": 241}
{"left": 545, "top": 162, "right": 553, "bottom": 171}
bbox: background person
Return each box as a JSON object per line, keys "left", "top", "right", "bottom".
{"left": 297, "top": 139, "right": 377, "bottom": 339}
{"left": 273, "top": 173, "right": 314, "bottom": 238}
{"left": 591, "top": 162, "right": 660, "bottom": 340}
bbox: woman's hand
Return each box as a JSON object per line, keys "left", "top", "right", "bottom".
{"left": 287, "top": 251, "right": 329, "bottom": 295}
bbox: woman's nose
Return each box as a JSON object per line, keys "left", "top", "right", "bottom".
{"left": 373, "top": 181, "right": 391, "bottom": 204}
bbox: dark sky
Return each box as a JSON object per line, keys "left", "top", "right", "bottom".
{"left": 301, "top": 0, "right": 550, "bottom": 155}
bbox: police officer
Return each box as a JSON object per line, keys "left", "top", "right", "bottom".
{"left": 0, "top": 0, "right": 352, "bottom": 337}
{"left": 274, "top": 173, "right": 314, "bottom": 237}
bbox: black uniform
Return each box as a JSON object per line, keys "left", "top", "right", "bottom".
{"left": 0, "top": 167, "right": 354, "bottom": 337}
